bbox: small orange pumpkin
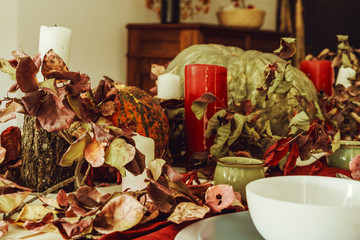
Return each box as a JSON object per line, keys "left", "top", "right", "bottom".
{"left": 110, "top": 85, "right": 169, "bottom": 158}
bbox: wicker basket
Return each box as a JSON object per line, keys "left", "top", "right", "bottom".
{"left": 217, "top": 8, "right": 266, "bottom": 29}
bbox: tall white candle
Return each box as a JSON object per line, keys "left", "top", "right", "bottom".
{"left": 157, "top": 72, "right": 181, "bottom": 99}
{"left": 336, "top": 66, "right": 356, "bottom": 88}
{"left": 121, "top": 133, "right": 155, "bottom": 191}
{"left": 39, "top": 25, "right": 72, "bottom": 66}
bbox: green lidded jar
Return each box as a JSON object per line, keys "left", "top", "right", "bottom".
{"left": 327, "top": 140, "right": 360, "bottom": 170}
{"left": 214, "top": 157, "right": 265, "bottom": 204}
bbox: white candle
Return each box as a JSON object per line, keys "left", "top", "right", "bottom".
{"left": 38, "top": 25, "right": 72, "bottom": 74}
{"left": 157, "top": 72, "right": 181, "bottom": 99}
{"left": 336, "top": 66, "right": 356, "bottom": 88}
{"left": 121, "top": 133, "right": 155, "bottom": 191}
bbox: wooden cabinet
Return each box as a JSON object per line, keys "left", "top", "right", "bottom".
{"left": 126, "top": 23, "right": 287, "bottom": 93}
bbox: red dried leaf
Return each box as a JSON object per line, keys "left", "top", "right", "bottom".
{"left": 1, "top": 126, "right": 21, "bottom": 162}
{"left": 205, "top": 184, "right": 235, "bottom": 212}
{"left": 11, "top": 51, "right": 39, "bottom": 93}
{"left": 23, "top": 212, "right": 54, "bottom": 231}
{"left": 53, "top": 218, "right": 92, "bottom": 238}
{"left": 284, "top": 142, "right": 299, "bottom": 175}
{"left": 264, "top": 137, "right": 291, "bottom": 167}
{"left": 41, "top": 49, "right": 69, "bottom": 79}
{"left": 56, "top": 189, "right": 70, "bottom": 208}
{"left": 21, "top": 90, "right": 44, "bottom": 116}
{"left": 36, "top": 91, "right": 76, "bottom": 132}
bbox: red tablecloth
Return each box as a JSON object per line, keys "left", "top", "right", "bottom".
{"left": 99, "top": 160, "right": 352, "bottom": 240}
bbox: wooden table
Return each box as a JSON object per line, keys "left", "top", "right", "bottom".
{"left": 126, "top": 23, "right": 288, "bottom": 93}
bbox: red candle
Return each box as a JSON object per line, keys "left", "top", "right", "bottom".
{"left": 184, "top": 64, "right": 228, "bottom": 160}
{"left": 299, "top": 60, "right": 335, "bottom": 96}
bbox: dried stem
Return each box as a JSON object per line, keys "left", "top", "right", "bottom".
{"left": 3, "top": 176, "right": 76, "bottom": 220}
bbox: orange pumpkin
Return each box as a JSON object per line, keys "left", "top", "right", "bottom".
{"left": 110, "top": 85, "right": 169, "bottom": 158}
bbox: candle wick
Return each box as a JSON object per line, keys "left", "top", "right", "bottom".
{"left": 55, "top": 24, "right": 57, "bottom": 27}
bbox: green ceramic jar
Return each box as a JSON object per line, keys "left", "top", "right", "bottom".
{"left": 213, "top": 156, "right": 265, "bottom": 203}
{"left": 327, "top": 140, "right": 360, "bottom": 170}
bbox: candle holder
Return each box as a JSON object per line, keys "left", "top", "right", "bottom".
{"left": 184, "top": 64, "right": 228, "bottom": 161}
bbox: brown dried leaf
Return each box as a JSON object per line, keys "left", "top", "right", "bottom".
{"left": 23, "top": 212, "right": 54, "bottom": 231}
{"left": 100, "top": 100, "right": 116, "bottom": 116}
{"left": 52, "top": 217, "right": 92, "bottom": 238}
{"left": 148, "top": 158, "right": 166, "bottom": 182}
{"left": 75, "top": 186, "right": 111, "bottom": 208}
{"left": 93, "top": 195, "right": 145, "bottom": 234}
{"left": 41, "top": 49, "right": 69, "bottom": 79}
{"left": 84, "top": 139, "right": 106, "bottom": 167}
{"left": 105, "top": 138, "right": 136, "bottom": 172}
{"left": 167, "top": 202, "right": 210, "bottom": 224}
{"left": 0, "top": 192, "right": 31, "bottom": 213}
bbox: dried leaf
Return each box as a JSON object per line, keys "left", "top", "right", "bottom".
{"left": 273, "top": 37, "right": 297, "bottom": 59}
{"left": 41, "top": 49, "right": 69, "bottom": 79}
{"left": 0, "top": 58, "right": 16, "bottom": 81}
{"left": 264, "top": 137, "right": 291, "bottom": 167}
{"left": 205, "top": 109, "right": 227, "bottom": 138}
{"left": 0, "top": 191, "right": 31, "bottom": 213}
{"left": 11, "top": 50, "right": 39, "bottom": 93}
{"left": 23, "top": 212, "right": 55, "bottom": 231}
{"left": 60, "top": 134, "right": 91, "bottom": 167}
{"left": 36, "top": 91, "right": 76, "bottom": 132}
{"left": 191, "top": 92, "right": 219, "bottom": 120}
{"left": 349, "top": 155, "right": 360, "bottom": 180}
{"left": 0, "top": 220, "right": 8, "bottom": 237}
{"left": 148, "top": 159, "right": 166, "bottom": 182}
{"left": 46, "top": 71, "right": 91, "bottom": 96}
{"left": 105, "top": 138, "right": 136, "bottom": 172}
{"left": 167, "top": 202, "right": 209, "bottom": 224}
{"left": 100, "top": 100, "right": 116, "bottom": 116}
{"left": 52, "top": 217, "right": 92, "bottom": 238}
{"left": 92, "top": 123, "right": 115, "bottom": 144}
{"left": 288, "top": 111, "right": 310, "bottom": 135}
{"left": 75, "top": 186, "right": 111, "bottom": 208}
{"left": 227, "top": 113, "right": 246, "bottom": 146}
{"left": 0, "top": 101, "right": 24, "bottom": 123}
{"left": 284, "top": 142, "right": 299, "bottom": 175}
{"left": 16, "top": 204, "right": 56, "bottom": 222}
{"left": 93, "top": 195, "right": 145, "bottom": 234}
{"left": 84, "top": 139, "right": 106, "bottom": 167}
{"left": 1, "top": 126, "right": 21, "bottom": 162}
{"left": 205, "top": 184, "right": 235, "bottom": 212}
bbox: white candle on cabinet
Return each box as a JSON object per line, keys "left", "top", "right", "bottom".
{"left": 121, "top": 133, "right": 155, "bottom": 191}
{"left": 157, "top": 72, "right": 181, "bottom": 99}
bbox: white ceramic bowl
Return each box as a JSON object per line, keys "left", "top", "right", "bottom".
{"left": 246, "top": 176, "right": 360, "bottom": 240}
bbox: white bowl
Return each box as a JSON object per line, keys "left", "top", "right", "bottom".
{"left": 246, "top": 176, "right": 360, "bottom": 240}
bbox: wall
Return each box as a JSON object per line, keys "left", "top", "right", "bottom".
{"left": 0, "top": 0, "right": 19, "bottom": 131}
{"left": 0, "top": 0, "right": 277, "bottom": 132}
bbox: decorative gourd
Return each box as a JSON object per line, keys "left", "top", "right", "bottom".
{"left": 109, "top": 85, "right": 169, "bottom": 158}
{"left": 166, "top": 44, "right": 318, "bottom": 136}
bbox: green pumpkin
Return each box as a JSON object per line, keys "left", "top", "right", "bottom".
{"left": 166, "top": 44, "right": 318, "bottom": 136}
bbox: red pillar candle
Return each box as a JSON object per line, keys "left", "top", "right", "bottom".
{"left": 299, "top": 60, "right": 335, "bottom": 96}
{"left": 184, "top": 64, "right": 228, "bottom": 160}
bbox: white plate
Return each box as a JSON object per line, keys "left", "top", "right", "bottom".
{"left": 175, "top": 211, "right": 264, "bottom": 240}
